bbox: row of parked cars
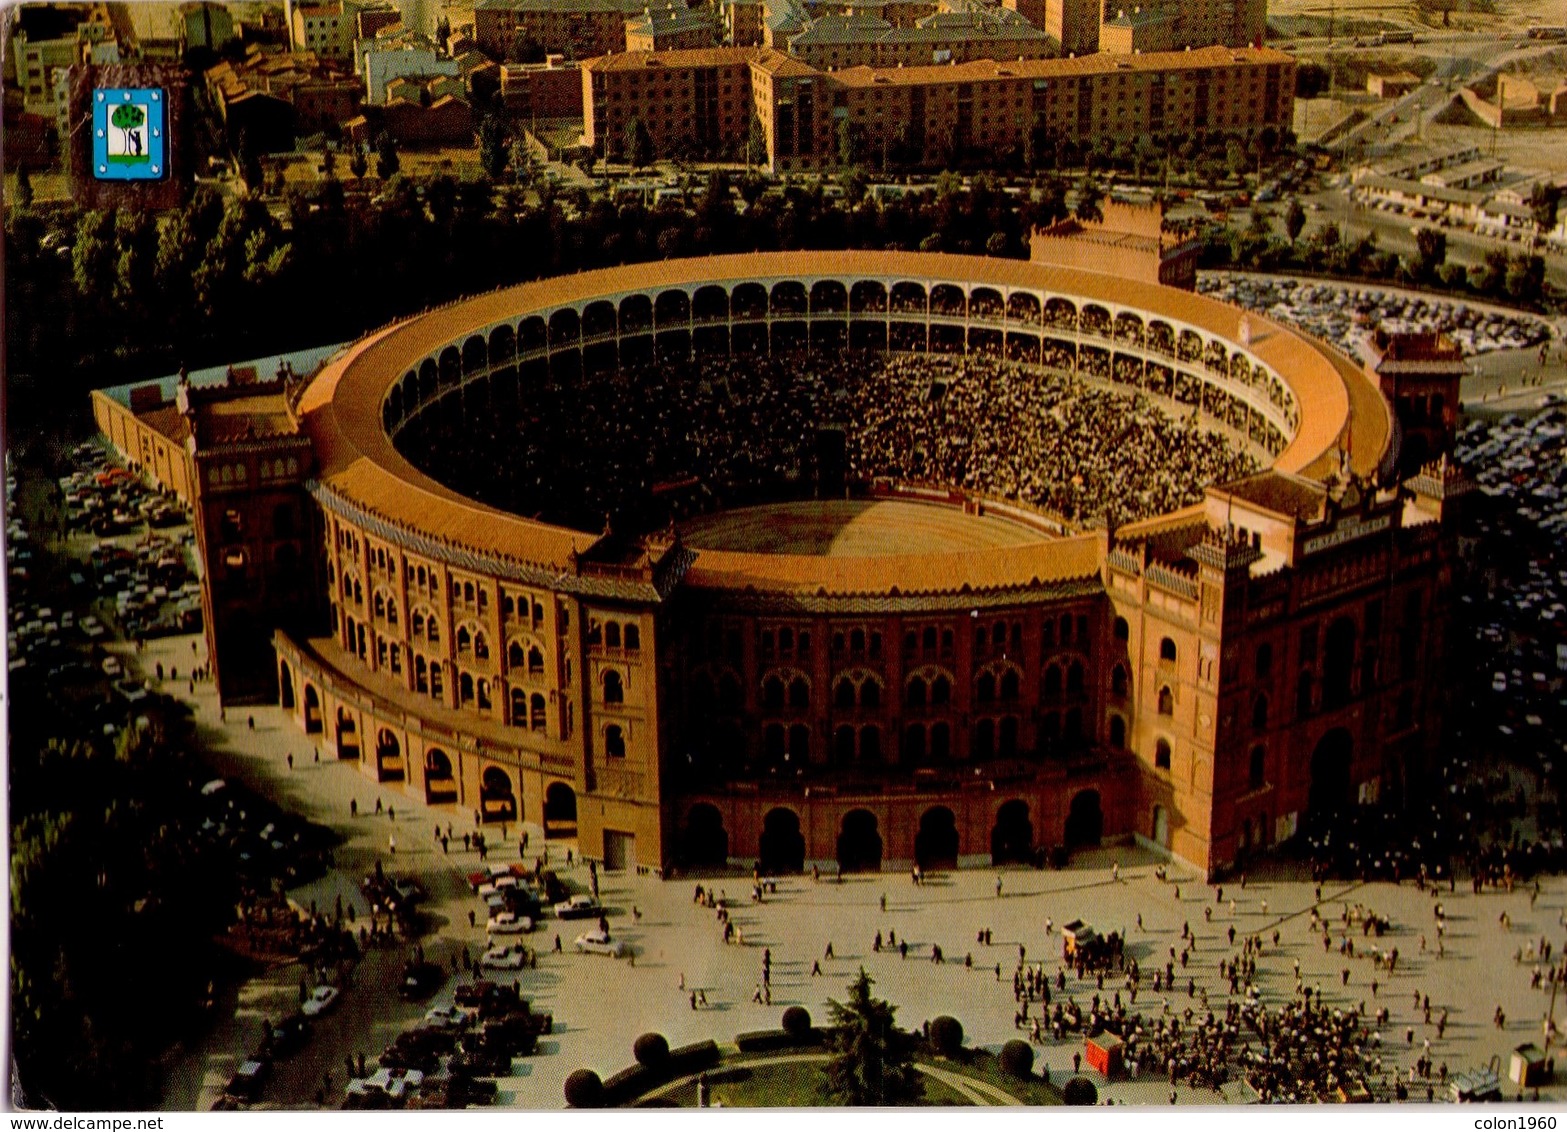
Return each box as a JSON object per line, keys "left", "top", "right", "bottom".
{"left": 343, "top": 981, "right": 554, "bottom": 1108}
{"left": 469, "top": 864, "right": 630, "bottom": 957}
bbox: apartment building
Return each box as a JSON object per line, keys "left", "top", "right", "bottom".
{"left": 582, "top": 46, "right": 759, "bottom": 160}
{"left": 625, "top": 5, "right": 723, "bottom": 51}
{"left": 1040, "top": 0, "right": 1098, "bottom": 54}
{"left": 475, "top": 0, "right": 652, "bottom": 61}
{"left": 583, "top": 44, "right": 1295, "bottom": 172}
{"left": 1099, "top": 0, "right": 1267, "bottom": 54}
{"left": 787, "top": 6, "right": 1051, "bottom": 70}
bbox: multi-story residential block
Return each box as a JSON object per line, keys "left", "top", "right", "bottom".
{"left": 1040, "top": 0, "right": 1098, "bottom": 54}
{"left": 787, "top": 5, "right": 1051, "bottom": 71}
{"left": 585, "top": 44, "right": 1294, "bottom": 172}
{"left": 625, "top": 4, "right": 723, "bottom": 51}
{"left": 582, "top": 46, "right": 759, "bottom": 161}
{"left": 1099, "top": 0, "right": 1268, "bottom": 54}
{"left": 475, "top": 0, "right": 651, "bottom": 62}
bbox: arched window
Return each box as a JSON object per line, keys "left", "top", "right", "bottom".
{"left": 973, "top": 718, "right": 995, "bottom": 759}
{"left": 1111, "top": 664, "right": 1129, "bottom": 696}
{"left": 1252, "top": 694, "right": 1269, "bottom": 731}
{"left": 789, "top": 677, "right": 809, "bottom": 709}
{"left": 1113, "top": 616, "right": 1129, "bottom": 642}
{"left": 474, "top": 632, "right": 489, "bottom": 661}
{"left": 413, "top": 611, "right": 426, "bottom": 638}
{"left": 931, "top": 675, "right": 950, "bottom": 704}
{"left": 604, "top": 670, "right": 624, "bottom": 703}
{"left": 850, "top": 628, "right": 865, "bottom": 654}
{"left": 1255, "top": 642, "right": 1273, "bottom": 679}
{"left": 1109, "top": 715, "right": 1126, "bottom": 748}
{"left": 531, "top": 692, "right": 546, "bottom": 730}
{"left": 605, "top": 622, "right": 621, "bottom": 649}
{"left": 476, "top": 678, "right": 491, "bottom": 710}
{"left": 977, "top": 672, "right": 996, "bottom": 703}
{"left": 860, "top": 680, "right": 881, "bottom": 709}
{"left": 604, "top": 725, "right": 626, "bottom": 758}
{"left": 1157, "top": 686, "right": 1174, "bottom": 715}
{"left": 457, "top": 626, "right": 471, "bottom": 654}
{"left": 624, "top": 624, "right": 640, "bottom": 651}
{"left": 1155, "top": 739, "right": 1172, "bottom": 769}
{"left": 1000, "top": 669, "right": 1020, "bottom": 701}
{"left": 1159, "top": 637, "right": 1177, "bottom": 663}
{"left": 763, "top": 675, "right": 785, "bottom": 711}
{"left": 1249, "top": 745, "right": 1266, "bottom": 789}
{"left": 459, "top": 672, "right": 474, "bottom": 704}
{"left": 510, "top": 686, "right": 526, "bottom": 725}
{"left": 835, "top": 679, "right": 855, "bottom": 709}
{"left": 907, "top": 677, "right": 927, "bottom": 708}
{"left": 1067, "top": 661, "right": 1085, "bottom": 695}
{"left": 922, "top": 626, "right": 938, "bottom": 652}
{"left": 1296, "top": 672, "right": 1313, "bottom": 718}
{"left": 1044, "top": 665, "right": 1062, "bottom": 698}
{"left": 904, "top": 723, "right": 926, "bottom": 762}
{"left": 835, "top": 725, "right": 856, "bottom": 762}
{"left": 529, "top": 646, "right": 545, "bottom": 675}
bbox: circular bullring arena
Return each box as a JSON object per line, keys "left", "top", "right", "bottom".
{"left": 275, "top": 251, "right": 1390, "bottom": 877}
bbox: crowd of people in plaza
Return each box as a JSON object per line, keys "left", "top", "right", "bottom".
{"left": 399, "top": 352, "right": 1256, "bottom": 534}
{"left": 1199, "top": 275, "right": 1551, "bottom": 361}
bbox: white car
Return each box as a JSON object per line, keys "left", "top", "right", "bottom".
{"left": 574, "top": 929, "right": 630, "bottom": 958}
{"left": 423, "top": 1005, "right": 476, "bottom": 1030}
{"left": 481, "top": 944, "right": 529, "bottom": 970}
{"left": 347, "top": 1068, "right": 424, "bottom": 1101}
{"left": 486, "top": 911, "right": 534, "bottom": 935}
{"left": 101, "top": 656, "right": 123, "bottom": 677}
{"left": 554, "top": 895, "right": 602, "bottom": 920}
{"left": 301, "top": 985, "right": 340, "bottom": 1016}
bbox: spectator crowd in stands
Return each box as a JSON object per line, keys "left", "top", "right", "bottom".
{"left": 398, "top": 352, "right": 1256, "bottom": 535}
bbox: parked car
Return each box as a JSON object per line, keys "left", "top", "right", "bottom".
{"left": 573, "top": 929, "right": 630, "bottom": 958}
{"left": 301, "top": 985, "right": 340, "bottom": 1016}
{"left": 486, "top": 912, "right": 534, "bottom": 935}
{"left": 480, "top": 944, "right": 529, "bottom": 970}
{"left": 423, "top": 1005, "right": 476, "bottom": 1030}
{"left": 347, "top": 1068, "right": 424, "bottom": 1102}
{"left": 224, "top": 1060, "right": 268, "bottom": 1101}
{"left": 554, "top": 895, "right": 602, "bottom": 920}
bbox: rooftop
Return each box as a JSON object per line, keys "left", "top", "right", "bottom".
{"left": 829, "top": 44, "right": 1292, "bottom": 87}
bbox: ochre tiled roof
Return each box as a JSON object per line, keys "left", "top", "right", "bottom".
{"left": 582, "top": 46, "right": 756, "bottom": 71}
{"left": 299, "top": 249, "right": 1387, "bottom": 596}
{"left": 831, "top": 44, "right": 1291, "bottom": 86}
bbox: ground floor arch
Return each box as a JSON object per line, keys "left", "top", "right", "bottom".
{"left": 682, "top": 803, "right": 728, "bottom": 869}
{"left": 375, "top": 727, "right": 404, "bottom": 782}
{"left": 481, "top": 766, "right": 518, "bottom": 823}
{"left": 837, "top": 808, "right": 883, "bottom": 873}
{"left": 544, "top": 781, "right": 577, "bottom": 836}
{"left": 279, "top": 661, "right": 295, "bottom": 710}
{"left": 914, "top": 805, "right": 959, "bottom": 871}
{"left": 424, "top": 747, "right": 457, "bottom": 804}
{"left": 759, "top": 807, "right": 805, "bottom": 874}
{"left": 335, "top": 706, "right": 360, "bottom": 758}
{"left": 303, "top": 684, "right": 322, "bottom": 734}
{"left": 1151, "top": 804, "right": 1169, "bottom": 848}
{"left": 1307, "top": 728, "right": 1353, "bottom": 828}
{"left": 991, "top": 799, "right": 1033, "bottom": 865}
{"left": 1065, "top": 789, "right": 1103, "bottom": 848}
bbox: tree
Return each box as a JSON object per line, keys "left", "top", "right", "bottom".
{"left": 14, "top": 165, "right": 33, "bottom": 209}
{"left": 820, "top": 969, "right": 923, "bottom": 1106}
{"left": 1530, "top": 182, "right": 1562, "bottom": 243}
{"left": 928, "top": 1015, "right": 964, "bottom": 1056}
{"left": 349, "top": 143, "right": 368, "bottom": 180}
{"left": 1072, "top": 176, "right": 1104, "bottom": 223}
{"left": 1285, "top": 199, "right": 1306, "bottom": 245}
{"left": 1414, "top": 227, "right": 1447, "bottom": 278}
{"left": 999, "top": 1040, "right": 1035, "bottom": 1079}
{"left": 836, "top": 118, "right": 859, "bottom": 167}
{"left": 321, "top": 144, "right": 337, "bottom": 181}
{"left": 478, "top": 114, "right": 510, "bottom": 181}
{"left": 375, "top": 133, "right": 400, "bottom": 180}
{"left": 626, "top": 117, "right": 654, "bottom": 170}
{"left": 236, "top": 129, "right": 264, "bottom": 194}
{"left": 110, "top": 102, "right": 145, "bottom": 156}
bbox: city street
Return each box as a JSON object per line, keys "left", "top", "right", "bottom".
{"left": 143, "top": 629, "right": 1567, "bottom": 1107}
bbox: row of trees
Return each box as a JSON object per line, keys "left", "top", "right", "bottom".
{"left": 6, "top": 170, "right": 1075, "bottom": 438}
{"left": 1212, "top": 204, "right": 1549, "bottom": 305}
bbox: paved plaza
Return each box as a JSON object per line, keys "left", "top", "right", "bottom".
{"left": 136, "top": 630, "right": 1567, "bottom": 1108}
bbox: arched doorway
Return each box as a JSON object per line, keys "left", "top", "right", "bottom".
{"left": 544, "top": 781, "right": 577, "bottom": 836}
{"left": 914, "top": 806, "right": 959, "bottom": 870}
{"left": 279, "top": 662, "right": 295, "bottom": 710}
{"left": 424, "top": 748, "right": 456, "bottom": 803}
{"left": 335, "top": 707, "right": 360, "bottom": 759}
{"left": 1307, "top": 728, "right": 1353, "bottom": 827}
{"left": 759, "top": 807, "right": 805, "bottom": 874}
{"left": 375, "top": 728, "right": 404, "bottom": 782}
{"left": 481, "top": 767, "right": 518, "bottom": 823}
{"left": 303, "top": 685, "right": 322, "bottom": 734}
{"left": 836, "top": 809, "right": 883, "bottom": 873}
{"left": 1151, "top": 804, "right": 1169, "bottom": 848}
{"left": 991, "top": 800, "right": 1033, "bottom": 865}
{"left": 682, "top": 803, "right": 728, "bottom": 868}
{"left": 1065, "top": 790, "right": 1103, "bottom": 848}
